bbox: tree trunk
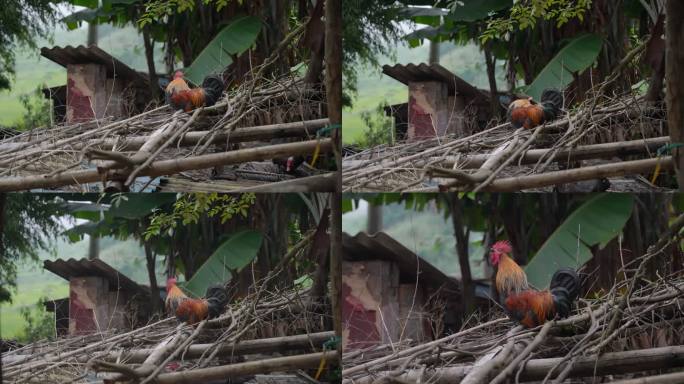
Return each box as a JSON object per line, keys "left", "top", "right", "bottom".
{"left": 329, "top": 192, "right": 343, "bottom": 356}
{"left": 483, "top": 43, "right": 499, "bottom": 118}
{"left": 144, "top": 240, "right": 162, "bottom": 314}
{"left": 87, "top": 236, "right": 99, "bottom": 260}
{"left": 429, "top": 39, "right": 440, "bottom": 65}
{"left": 142, "top": 26, "right": 161, "bottom": 100}
{"left": 666, "top": 0, "right": 684, "bottom": 189}
{"left": 325, "top": 0, "right": 342, "bottom": 173}
{"left": 367, "top": 203, "right": 382, "bottom": 234}
{"left": 0, "top": 193, "right": 5, "bottom": 257}
{"left": 449, "top": 195, "right": 475, "bottom": 316}
{"left": 310, "top": 207, "right": 331, "bottom": 299}
{"left": 87, "top": 23, "right": 98, "bottom": 46}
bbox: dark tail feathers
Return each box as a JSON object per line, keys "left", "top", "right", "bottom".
{"left": 549, "top": 268, "right": 580, "bottom": 318}
{"left": 540, "top": 88, "right": 562, "bottom": 121}
{"left": 201, "top": 75, "right": 225, "bottom": 107}
{"left": 205, "top": 284, "right": 228, "bottom": 318}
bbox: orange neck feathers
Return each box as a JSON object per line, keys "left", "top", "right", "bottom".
{"left": 495, "top": 253, "right": 529, "bottom": 296}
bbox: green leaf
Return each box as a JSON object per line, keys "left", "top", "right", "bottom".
{"left": 108, "top": 194, "right": 177, "bottom": 219}
{"left": 449, "top": 0, "right": 512, "bottom": 22}
{"left": 183, "top": 230, "right": 263, "bottom": 297}
{"left": 525, "top": 194, "right": 634, "bottom": 288}
{"left": 70, "top": 0, "right": 99, "bottom": 8}
{"left": 525, "top": 34, "right": 603, "bottom": 101}
{"left": 184, "top": 15, "right": 262, "bottom": 85}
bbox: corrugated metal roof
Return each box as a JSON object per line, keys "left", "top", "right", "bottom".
{"left": 43, "top": 258, "right": 148, "bottom": 296}
{"left": 382, "top": 63, "right": 489, "bottom": 100}
{"left": 40, "top": 45, "right": 149, "bottom": 86}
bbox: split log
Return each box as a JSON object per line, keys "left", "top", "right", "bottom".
{"left": 155, "top": 350, "right": 339, "bottom": 384}
{"left": 439, "top": 136, "right": 668, "bottom": 169}
{"left": 349, "top": 345, "right": 684, "bottom": 384}
{"left": 478, "top": 156, "right": 672, "bottom": 192}
{"left": 0, "top": 119, "right": 329, "bottom": 152}
{"left": 343, "top": 137, "right": 669, "bottom": 171}
{"left": 104, "top": 331, "right": 334, "bottom": 364}
{"left": 0, "top": 139, "right": 333, "bottom": 192}
{"left": 233, "top": 173, "right": 337, "bottom": 192}
{"left": 611, "top": 371, "right": 684, "bottom": 384}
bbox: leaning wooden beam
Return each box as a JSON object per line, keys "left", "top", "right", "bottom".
{"left": 104, "top": 331, "right": 334, "bottom": 363}
{"left": 234, "top": 173, "right": 338, "bottom": 192}
{"left": 424, "top": 157, "right": 672, "bottom": 192}
{"left": 479, "top": 156, "right": 672, "bottom": 192}
{"left": 155, "top": 351, "right": 339, "bottom": 384}
{"left": 0, "top": 139, "right": 332, "bottom": 191}
{"left": 349, "top": 345, "right": 684, "bottom": 384}
{"left": 0, "top": 119, "right": 329, "bottom": 152}
{"left": 438, "top": 136, "right": 669, "bottom": 169}
{"left": 344, "top": 136, "right": 668, "bottom": 171}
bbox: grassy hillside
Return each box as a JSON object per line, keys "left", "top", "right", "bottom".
{"left": 0, "top": 234, "right": 163, "bottom": 340}
{"left": 0, "top": 24, "right": 165, "bottom": 127}
{"left": 343, "top": 41, "right": 507, "bottom": 144}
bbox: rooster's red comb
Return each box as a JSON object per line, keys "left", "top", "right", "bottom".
{"left": 491, "top": 240, "right": 512, "bottom": 253}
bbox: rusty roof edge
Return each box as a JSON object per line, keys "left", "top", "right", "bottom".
{"left": 343, "top": 231, "right": 461, "bottom": 292}
{"left": 43, "top": 258, "right": 149, "bottom": 296}
{"left": 381, "top": 62, "right": 490, "bottom": 100}
{"left": 40, "top": 45, "right": 149, "bottom": 85}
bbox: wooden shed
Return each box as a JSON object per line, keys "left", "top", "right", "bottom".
{"left": 43, "top": 258, "right": 153, "bottom": 336}
{"left": 382, "top": 63, "right": 493, "bottom": 141}
{"left": 342, "top": 231, "right": 489, "bottom": 351}
{"left": 40, "top": 45, "right": 154, "bottom": 124}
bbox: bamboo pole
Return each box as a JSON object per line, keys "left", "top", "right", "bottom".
{"left": 477, "top": 156, "right": 672, "bottom": 192}
{"left": 233, "top": 173, "right": 337, "bottom": 192}
{"left": 0, "top": 119, "right": 329, "bottom": 152}
{"left": 342, "top": 137, "right": 669, "bottom": 170}
{"left": 103, "top": 331, "right": 334, "bottom": 363}
{"left": 0, "top": 139, "right": 332, "bottom": 191}
{"left": 347, "top": 345, "right": 684, "bottom": 384}
{"left": 155, "top": 351, "right": 339, "bottom": 384}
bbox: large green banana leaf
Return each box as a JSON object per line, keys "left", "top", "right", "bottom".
{"left": 525, "top": 34, "right": 603, "bottom": 101}
{"left": 524, "top": 194, "right": 633, "bottom": 288}
{"left": 183, "top": 230, "right": 263, "bottom": 297}
{"left": 183, "top": 16, "right": 262, "bottom": 85}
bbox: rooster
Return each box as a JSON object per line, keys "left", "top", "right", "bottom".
{"left": 165, "top": 276, "right": 187, "bottom": 316}
{"left": 489, "top": 240, "right": 529, "bottom": 301}
{"left": 490, "top": 241, "right": 581, "bottom": 328}
{"left": 175, "top": 285, "right": 229, "bottom": 325}
{"left": 165, "top": 71, "right": 190, "bottom": 107}
{"left": 165, "top": 277, "right": 229, "bottom": 325}
{"left": 166, "top": 73, "right": 225, "bottom": 112}
{"left": 507, "top": 89, "right": 563, "bottom": 129}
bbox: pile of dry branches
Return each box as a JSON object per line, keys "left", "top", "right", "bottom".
{"left": 2, "top": 286, "right": 338, "bottom": 384}
{"left": 342, "top": 214, "right": 684, "bottom": 384}
{"left": 0, "top": 22, "right": 335, "bottom": 192}
{"left": 343, "top": 92, "right": 669, "bottom": 193}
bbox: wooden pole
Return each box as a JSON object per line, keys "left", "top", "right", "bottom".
{"left": 103, "top": 331, "right": 334, "bottom": 364}
{"left": 476, "top": 156, "right": 672, "bottom": 192}
{"left": 155, "top": 351, "right": 339, "bottom": 384}
{"left": 343, "top": 137, "right": 668, "bottom": 172}
{"left": 232, "top": 173, "right": 337, "bottom": 192}
{"left": 666, "top": 0, "right": 684, "bottom": 189}
{"left": 325, "top": 0, "right": 343, "bottom": 364}
{"left": 347, "top": 345, "right": 684, "bottom": 384}
{"left": 0, "top": 139, "right": 333, "bottom": 192}
{"left": 0, "top": 119, "right": 329, "bottom": 152}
